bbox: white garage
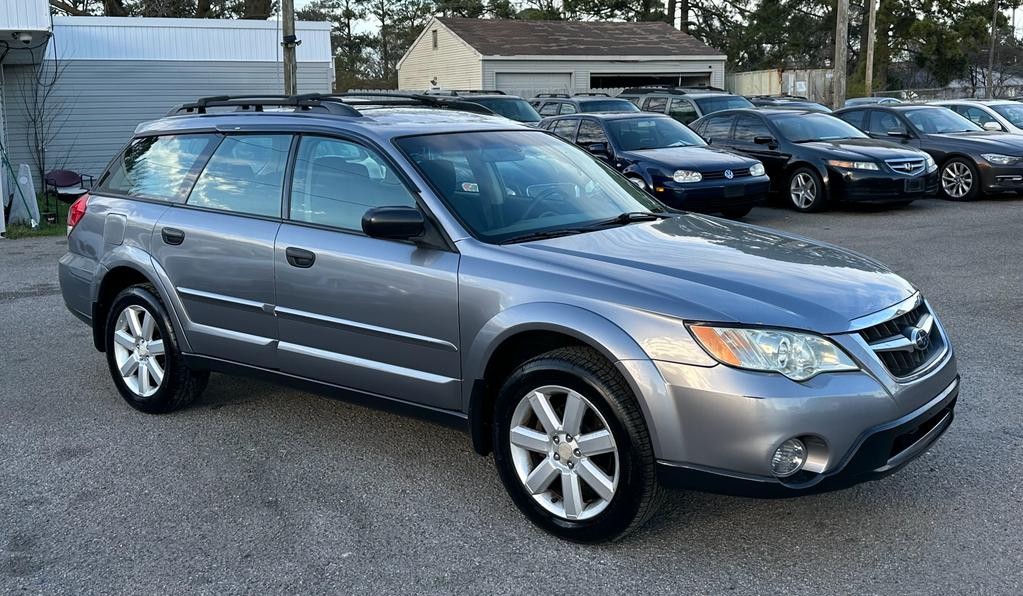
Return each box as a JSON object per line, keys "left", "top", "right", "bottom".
{"left": 397, "top": 17, "right": 726, "bottom": 99}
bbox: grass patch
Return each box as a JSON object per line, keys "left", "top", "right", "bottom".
{"left": 3, "top": 195, "right": 69, "bottom": 239}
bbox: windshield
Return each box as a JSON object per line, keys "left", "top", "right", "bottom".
{"left": 694, "top": 96, "right": 754, "bottom": 114}
{"left": 773, "top": 113, "right": 868, "bottom": 142}
{"left": 396, "top": 131, "right": 664, "bottom": 244}
{"left": 990, "top": 103, "right": 1023, "bottom": 127}
{"left": 903, "top": 108, "right": 982, "bottom": 133}
{"left": 472, "top": 97, "right": 542, "bottom": 123}
{"left": 579, "top": 99, "right": 640, "bottom": 113}
{"left": 607, "top": 117, "right": 707, "bottom": 150}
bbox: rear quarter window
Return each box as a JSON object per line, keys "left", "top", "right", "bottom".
{"left": 99, "top": 134, "right": 218, "bottom": 201}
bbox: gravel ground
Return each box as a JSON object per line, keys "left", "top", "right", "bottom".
{"left": 1, "top": 198, "right": 1021, "bottom": 595}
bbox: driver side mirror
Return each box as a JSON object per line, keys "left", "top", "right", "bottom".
{"left": 362, "top": 206, "right": 425, "bottom": 240}
{"left": 584, "top": 142, "right": 611, "bottom": 157}
{"left": 886, "top": 130, "right": 912, "bottom": 139}
{"left": 983, "top": 121, "right": 1002, "bottom": 131}
{"left": 753, "top": 135, "right": 776, "bottom": 146}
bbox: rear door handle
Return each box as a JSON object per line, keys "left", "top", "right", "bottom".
{"left": 285, "top": 247, "right": 316, "bottom": 268}
{"left": 161, "top": 227, "right": 185, "bottom": 245}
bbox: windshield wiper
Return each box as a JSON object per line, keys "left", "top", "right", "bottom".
{"left": 588, "top": 211, "right": 671, "bottom": 228}
{"left": 499, "top": 228, "right": 588, "bottom": 245}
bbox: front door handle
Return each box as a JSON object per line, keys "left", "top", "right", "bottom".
{"left": 285, "top": 247, "right": 316, "bottom": 268}
{"left": 161, "top": 227, "right": 185, "bottom": 245}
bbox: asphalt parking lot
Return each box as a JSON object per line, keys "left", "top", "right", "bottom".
{"left": 1, "top": 198, "right": 1021, "bottom": 594}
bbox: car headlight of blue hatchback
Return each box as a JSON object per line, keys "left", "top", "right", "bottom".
{"left": 673, "top": 170, "right": 703, "bottom": 183}
{"left": 687, "top": 325, "right": 859, "bottom": 381}
{"left": 750, "top": 162, "right": 766, "bottom": 177}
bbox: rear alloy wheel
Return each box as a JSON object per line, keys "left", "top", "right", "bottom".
{"left": 788, "top": 167, "right": 826, "bottom": 212}
{"left": 493, "top": 347, "right": 662, "bottom": 542}
{"left": 940, "top": 158, "right": 980, "bottom": 201}
{"left": 105, "top": 284, "right": 208, "bottom": 413}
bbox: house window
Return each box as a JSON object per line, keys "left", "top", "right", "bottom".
{"left": 432, "top": 30, "right": 438, "bottom": 49}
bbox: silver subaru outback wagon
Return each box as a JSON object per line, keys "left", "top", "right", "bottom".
{"left": 59, "top": 94, "right": 958, "bottom": 542}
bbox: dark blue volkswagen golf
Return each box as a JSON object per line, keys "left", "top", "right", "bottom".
{"left": 540, "top": 112, "right": 770, "bottom": 218}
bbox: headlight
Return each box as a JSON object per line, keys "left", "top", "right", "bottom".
{"left": 687, "top": 325, "right": 858, "bottom": 381}
{"left": 981, "top": 153, "right": 1019, "bottom": 165}
{"left": 826, "top": 159, "right": 879, "bottom": 171}
{"left": 749, "top": 162, "right": 766, "bottom": 177}
{"left": 673, "top": 169, "right": 703, "bottom": 183}
{"left": 924, "top": 154, "right": 937, "bottom": 172}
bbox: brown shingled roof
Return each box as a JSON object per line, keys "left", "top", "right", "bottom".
{"left": 437, "top": 17, "right": 722, "bottom": 57}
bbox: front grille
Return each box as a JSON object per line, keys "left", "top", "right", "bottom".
{"left": 885, "top": 158, "right": 926, "bottom": 176}
{"left": 703, "top": 168, "right": 751, "bottom": 180}
{"left": 859, "top": 301, "right": 944, "bottom": 378}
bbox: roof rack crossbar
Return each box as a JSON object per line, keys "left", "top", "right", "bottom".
{"left": 574, "top": 92, "right": 610, "bottom": 97}
{"left": 534, "top": 93, "right": 571, "bottom": 98}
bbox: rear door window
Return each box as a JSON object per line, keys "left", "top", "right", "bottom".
{"left": 576, "top": 120, "right": 609, "bottom": 145}
{"left": 100, "top": 134, "right": 218, "bottom": 201}
{"left": 702, "top": 115, "right": 735, "bottom": 142}
{"left": 837, "top": 109, "right": 866, "bottom": 130}
{"left": 559, "top": 103, "right": 578, "bottom": 115}
{"left": 551, "top": 119, "right": 580, "bottom": 141}
{"left": 642, "top": 97, "right": 668, "bottom": 113}
{"left": 538, "top": 102, "right": 560, "bottom": 117}
{"left": 187, "top": 134, "right": 292, "bottom": 217}
{"left": 867, "top": 111, "right": 907, "bottom": 136}
{"left": 668, "top": 98, "right": 698, "bottom": 124}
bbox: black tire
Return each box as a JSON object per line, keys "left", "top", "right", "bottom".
{"left": 787, "top": 167, "right": 827, "bottom": 212}
{"left": 492, "top": 346, "right": 663, "bottom": 542}
{"left": 104, "top": 284, "right": 208, "bottom": 414}
{"left": 720, "top": 206, "right": 753, "bottom": 219}
{"left": 939, "top": 157, "right": 981, "bottom": 201}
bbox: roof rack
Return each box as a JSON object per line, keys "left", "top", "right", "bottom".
{"left": 330, "top": 92, "right": 497, "bottom": 115}
{"left": 748, "top": 94, "right": 810, "bottom": 101}
{"left": 534, "top": 93, "right": 571, "bottom": 98}
{"left": 424, "top": 89, "right": 507, "bottom": 96}
{"left": 620, "top": 85, "right": 729, "bottom": 96}
{"left": 168, "top": 92, "right": 498, "bottom": 118}
{"left": 574, "top": 92, "right": 610, "bottom": 97}
{"left": 168, "top": 94, "right": 362, "bottom": 117}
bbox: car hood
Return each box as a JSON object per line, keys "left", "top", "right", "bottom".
{"left": 515, "top": 214, "right": 915, "bottom": 333}
{"left": 619, "top": 146, "right": 756, "bottom": 171}
{"left": 799, "top": 138, "right": 923, "bottom": 160}
{"left": 926, "top": 130, "right": 1023, "bottom": 151}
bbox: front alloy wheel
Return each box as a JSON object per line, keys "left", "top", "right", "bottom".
{"left": 492, "top": 347, "right": 662, "bottom": 542}
{"left": 508, "top": 385, "right": 619, "bottom": 521}
{"left": 940, "top": 159, "right": 978, "bottom": 201}
{"left": 788, "top": 169, "right": 823, "bottom": 211}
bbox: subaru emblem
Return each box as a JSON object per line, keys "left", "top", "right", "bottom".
{"left": 724, "top": 169, "right": 734, "bottom": 179}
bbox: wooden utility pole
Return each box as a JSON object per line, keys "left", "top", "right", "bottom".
{"left": 988, "top": 0, "right": 999, "bottom": 98}
{"left": 864, "top": 0, "right": 877, "bottom": 96}
{"left": 282, "top": 0, "right": 298, "bottom": 96}
{"left": 833, "top": 0, "right": 849, "bottom": 108}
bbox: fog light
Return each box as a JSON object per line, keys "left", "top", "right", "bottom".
{"left": 772, "top": 438, "right": 807, "bottom": 477}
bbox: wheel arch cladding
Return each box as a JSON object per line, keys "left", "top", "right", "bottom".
{"left": 464, "top": 303, "right": 651, "bottom": 456}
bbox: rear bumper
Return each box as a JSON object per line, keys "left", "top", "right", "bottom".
{"left": 656, "top": 375, "right": 958, "bottom": 497}
{"left": 653, "top": 176, "right": 770, "bottom": 213}
{"left": 827, "top": 168, "right": 939, "bottom": 202}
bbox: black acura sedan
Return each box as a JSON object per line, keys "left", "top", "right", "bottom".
{"left": 835, "top": 104, "right": 1023, "bottom": 200}
{"left": 539, "top": 112, "right": 770, "bottom": 218}
{"left": 691, "top": 108, "right": 938, "bottom": 212}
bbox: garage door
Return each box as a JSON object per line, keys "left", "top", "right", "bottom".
{"left": 495, "top": 73, "right": 572, "bottom": 100}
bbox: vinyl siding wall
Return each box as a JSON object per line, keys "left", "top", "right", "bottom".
{"left": 482, "top": 58, "right": 725, "bottom": 98}
{"left": 1, "top": 60, "right": 332, "bottom": 184}
{"left": 397, "top": 21, "right": 481, "bottom": 91}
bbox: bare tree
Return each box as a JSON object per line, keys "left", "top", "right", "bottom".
{"left": 14, "top": 59, "right": 76, "bottom": 187}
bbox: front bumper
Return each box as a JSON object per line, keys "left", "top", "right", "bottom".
{"left": 615, "top": 321, "right": 958, "bottom": 496}
{"left": 827, "top": 167, "right": 939, "bottom": 202}
{"left": 977, "top": 161, "right": 1023, "bottom": 193}
{"left": 652, "top": 176, "right": 770, "bottom": 213}
{"left": 656, "top": 376, "right": 957, "bottom": 497}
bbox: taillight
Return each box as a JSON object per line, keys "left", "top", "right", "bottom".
{"left": 68, "top": 193, "right": 90, "bottom": 232}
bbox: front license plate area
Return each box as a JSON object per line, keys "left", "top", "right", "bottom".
{"left": 724, "top": 185, "right": 745, "bottom": 198}
{"left": 904, "top": 178, "right": 924, "bottom": 192}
